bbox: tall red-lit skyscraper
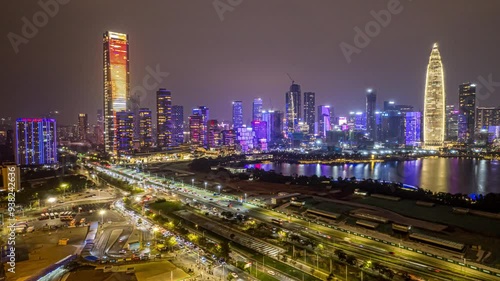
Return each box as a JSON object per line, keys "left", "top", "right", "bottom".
{"left": 103, "top": 31, "right": 130, "bottom": 155}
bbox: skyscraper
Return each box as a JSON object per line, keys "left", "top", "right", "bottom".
{"left": 405, "top": 112, "right": 422, "bottom": 147}
{"left": 207, "top": 120, "right": 220, "bottom": 149}
{"left": 77, "top": 113, "right": 88, "bottom": 141}
{"left": 232, "top": 101, "right": 243, "bottom": 129}
{"left": 446, "top": 105, "right": 459, "bottom": 141}
{"left": 156, "top": 89, "right": 172, "bottom": 149}
{"left": 285, "top": 83, "right": 301, "bottom": 134}
{"left": 317, "top": 105, "right": 331, "bottom": 138}
{"left": 95, "top": 109, "right": 104, "bottom": 146}
{"left": 458, "top": 83, "right": 476, "bottom": 144}
{"left": 252, "top": 98, "right": 263, "bottom": 121}
{"left": 189, "top": 114, "right": 203, "bottom": 147}
{"left": 138, "top": 108, "right": 153, "bottom": 149}
{"left": 103, "top": 31, "right": 130, "bottom": 155}
{"left": 366, "top": 89, "right": 377, "bottom": 141}
{"left": 116, "top": 111, "right": 134, "bottom": 155}
{"left": 172, "top": 105, "right": 184, "bottom": 146}
{"left": 423, "top": 43, "right": 446, "bottom": 148}
{"left": 16, "top": 118, "right": 57, "bottom": 165}
{"left": 303, "top": 92, "right": 315, "bottom": 134}
{"left": 476, "top": 107, "right": 500, "bottom": 131}
{"left": 196, "top": 106, "right": 209, "bottom": 147}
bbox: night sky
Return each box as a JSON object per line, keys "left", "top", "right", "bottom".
{"left": 2, "top": 0, "right": 499, "bottom": 125}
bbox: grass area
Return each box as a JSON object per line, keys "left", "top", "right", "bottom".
{"left": 356, "top": 196, "right": 500, "bottom": 237}
{"left": 149, "top": 200, "right": 183, "bottom": 214}
{"left": 255, "top": 271, "right": 280, "bottom": 281}
{"left": 255, "top": 254, "right": 322, "bottom": 281}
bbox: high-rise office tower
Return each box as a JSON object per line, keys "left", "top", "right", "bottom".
{"left": 16, "top": 118, "right": 57, "bottom": 165}
{"left": 103, "top": 31, "right": 130, "bottom": 155}
{"left": 476, "top": 107, "right": 500, "bottom": 130}
{"left": 116, "top": 111, "right": 134, "bottom": 155}
{"left": 405, "top": 112, "right": 422, "bottom": 146}
{"left": 95, "top": 109, "right": 104, "bottom": 145}
{"left": 172, "top": 105, "right": 184, "bottom": 146}
{"left": 207, "top": 120, "right": 220, "bottom": 148}
{"left": 232, "top": 101, "right": 243, "bottom": 129}
{"left": 138, "top": 108, "right": 153, "bottom": 149}
{"left": 189, "top": 114, "right": 203, "bottom": 147}
{"left": 262, "top": 110, "right": 284, "bottom": 143}
{"left": 317, "top": 105, "right": 331, "bottom": 138}
{"left": 194, "top": 106, "right": 209, "bottom": 147}
{"left": 303, "top": 92, "right": 315, "bottom": 134}
{"left": 285, "top": 83, "right": 301, "bottom": 134}
{"left": 77, "top": 113, "right": 88, "bottom": 141}
{"left": 156, "top": 89, "right": 172, "bottom": 149}
{"left": 423, "top": 43, "right": 446, "bottom": 148}
{"left": 366, "top": 89, "right": 377, "bottom": 141}
{"left": 252, "top": 98, "right": 263, "bottom": 121}
{"left": 445, "top": 105, "right": 459, "bottom": 141}
{"left": 458, "top": 83, "right": 476, "bottom": 144}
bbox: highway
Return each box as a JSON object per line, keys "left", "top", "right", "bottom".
{"left": 93, "top": 163, "right": 500, "bottom": 281}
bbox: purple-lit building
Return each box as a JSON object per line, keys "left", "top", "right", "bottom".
{"left": 405, "top": 112, "right": 422, "bottom": 147}
{"left": 237, "top": 127, "right": 255, "bottom": 153}
{"left": 189, "top": 114, "right": 203, "bottom": 147}
{"left": 16, "top": 118, "right": 57, "bottom": 165}
{"left": 221, "top": 129, "right": 237, "bottom": 148}
{"left": 317, "top": 105, "right": 331, "bottom": 137}
{"left": 251, "top": 120, "right": 268, "bottom": 151}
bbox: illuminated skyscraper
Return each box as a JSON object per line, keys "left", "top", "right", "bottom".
{"left": 172, "top": 105, "right": 184, "bottom": 146}
{"left": 405, "top": 112, "right": 422, "bottom": 147}
{"left": 77, "top": 113, "right": 88, "bottom": 141}
{"left": 423, "top": 43, "right": 446, "bottom": 148}
{"left": 103, "top": 31, "right": 130, "bottom": 155}
{"left": 458, "top": 83, "right": 476, "bottom": 144}
{"left": 303, "top": 92, "right": 315, "bottom": 134}
{"left": 476, "top": 107, "right": 500, "bottom": 131}
{"left": 156, "top": 89, "right": 172, "bottom": 149}
{"left": 232, "top": 101, "right": 243, "bottom": 129}
{"left": 285, "top": 83, "right": 301, "bottom": 134}
{"left": 366, "top": 89, "right": 377, "bottom": 141}
{"left": 317, "top": 105, "right": 331, "bottom": 138}
{"left": 16, "top": 118, "right": 57, "bottom": 165}
{"left": 445, "top": 105, "right": 459, "bottom": 141}
{"left": 207, "top": 120, "right": 220, "bottom": 148}
{"left": 116, "top": 111, "right": 134, "bottom": 155}
{"left": 189, "top": 114, "right": 203, "bottom": 147}
{"left": 138, "top": 108, "right": 153, "bottom": 149}
{"left": 252, "top": 98, "right": 263, "bottom": 121}
{"left": 194, "top": 106, "right": 209, "bottom": 147}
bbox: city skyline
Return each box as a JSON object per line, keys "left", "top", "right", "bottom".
{"left": 2, "top": 1, "right": 500, "bottom": 125}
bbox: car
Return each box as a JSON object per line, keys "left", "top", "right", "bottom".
{"left": 231, "top": 272, "right": 238, "bottom": 278}
{"left": 267, "top": 270, "right": 276, "bottom": 276}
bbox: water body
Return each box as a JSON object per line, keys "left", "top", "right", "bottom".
{"left": 246, "top": 158, "right": 500, "bottom": 195}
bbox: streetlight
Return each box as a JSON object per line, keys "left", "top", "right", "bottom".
{"left": 191, "top": 178, "right": 194, "bottom": 188}
{"left": 217, "top": 185, "right": 221, "bottom": 194}
{"left": 47, "top": 197, "right": 56, "bottom": 210}
{"left": 204, "top": 182, "right": 207, "bottom": 191}
{"left": 99, "top": 210, "right": 106, "bottom": 224}
{"left": 60, "top": 183, "right": 69, "bottom": 197}
{"left": 153, "top": 227, "right": 159, "bottom": 248}
{"left": 244, "top": 193, "right": 247, "bottom": 202}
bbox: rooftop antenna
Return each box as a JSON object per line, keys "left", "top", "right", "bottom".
{"left": 286, "top": 73, "right": 295, "bottom": 84}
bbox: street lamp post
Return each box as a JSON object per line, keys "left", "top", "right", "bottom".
{"left": 99, "top": 210, "right": 105, "bottom": 225}
{"left": 244, "top": 193, "right": 247, "bottom": 203}
{"left": 204, "top": 182, "right": 207, "bottom": 191}
{"left": 217, "top": 185, "right": 221, "bottom": 194}
{"left": 191, "top": 178, "right": 194, "bottom": 188}
{"left": 47, "top": 197, "right": 56, "bottom": 211}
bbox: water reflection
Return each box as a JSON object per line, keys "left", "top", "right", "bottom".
{"left": 247, "top": 158, "right": 500, "bottom": 194}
